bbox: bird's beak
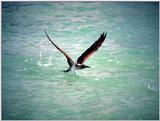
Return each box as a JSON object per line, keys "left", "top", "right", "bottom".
{"left": 86, "top": 65, "right": 90, "bottom": 68}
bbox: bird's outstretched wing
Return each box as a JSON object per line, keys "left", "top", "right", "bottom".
{"left": 45, "top": 30, "right": 74, "bottom": 67}
{"left": 77, "top": 32, "right": 107, "bottom": 64}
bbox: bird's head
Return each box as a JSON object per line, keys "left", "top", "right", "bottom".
{"left": 82, "top": 64, "right": 90, "bottom": 69}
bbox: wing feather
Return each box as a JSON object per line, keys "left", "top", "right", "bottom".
{"left": 45, "top": 30, "right": 74, "bottom": 67}
{"left": 77, "top": 32, "right": 107, "bottom": 64}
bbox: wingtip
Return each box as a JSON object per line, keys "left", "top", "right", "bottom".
{"left": 45, "top": 30, "right": 50, "bottom": 38}
{"left": 101, "top": 32, "right": 104, "bottom": 37}
{"left": 105, "top": 32, "right": 107, "bottom": 37}
{"left": 45, "top": 29, "right": 47, "bottom": 34}
{"left": 44, "top": 29, "right": 47, "bottom": 34}
{"left": 101, "top": 32, "right": 107, "bottom": 38}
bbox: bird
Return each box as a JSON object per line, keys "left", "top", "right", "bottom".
{"left": 45, "top": 30, "right": 107, "bottom": 72}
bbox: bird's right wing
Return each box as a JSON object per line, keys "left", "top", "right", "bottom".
{"left": 45, "top": 30, "right": 74, "bottom": 67}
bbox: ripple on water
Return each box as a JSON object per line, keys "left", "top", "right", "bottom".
{"left": 2, "top": 2, "right": 159, "bottom": 120}
{"left": 144, "top": 82, "right": 159, "bottom": 92}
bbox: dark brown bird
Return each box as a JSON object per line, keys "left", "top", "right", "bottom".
{"left": 45, "top": 30, "right": 107, "bottom": 72}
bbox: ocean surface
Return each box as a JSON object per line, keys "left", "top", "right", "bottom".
{"left": 2, "top": 2, "right": 159, "bottom": 120}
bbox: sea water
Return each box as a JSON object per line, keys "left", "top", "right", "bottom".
{"left": 2, "top": 2, "right": 159, "bottom": 120}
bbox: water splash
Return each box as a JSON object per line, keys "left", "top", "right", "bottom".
{"left": 37, "top": 51, "right": 54, "bottom": 67}
{"left": 145, "top": 82, "right": 159, "bottom": 92}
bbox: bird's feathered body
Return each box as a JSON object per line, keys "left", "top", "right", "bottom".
{"left": 45, "top": 31, "right": 107, "bottom": 72}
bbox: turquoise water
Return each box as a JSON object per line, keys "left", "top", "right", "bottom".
{"left": 2, "top": 2, "right": 159, "bottom": 120}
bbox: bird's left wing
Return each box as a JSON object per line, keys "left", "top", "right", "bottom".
{"left": 45, "top": 30, "right": 74, "bottom": 67}
{"left": 76, "top": 32, "right": 107, "bottom": 64}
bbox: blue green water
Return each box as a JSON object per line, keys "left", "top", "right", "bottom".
{"left": 2, "top": 2, "right": 159, "bottom": 120}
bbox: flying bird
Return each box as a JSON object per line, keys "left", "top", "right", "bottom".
{"left": 45, "top": 30, "right": 107, "bottom": 72}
